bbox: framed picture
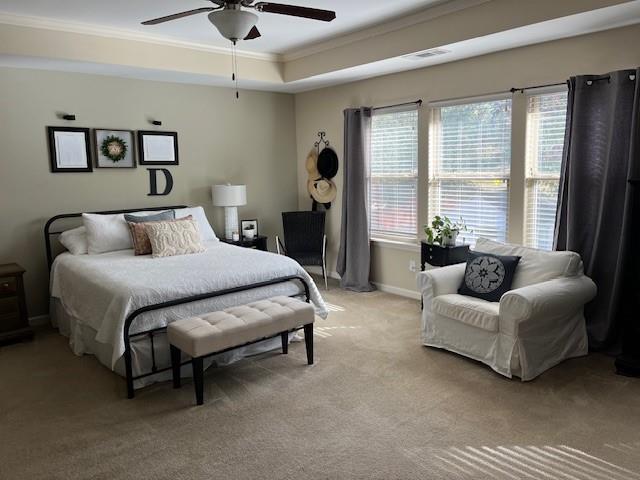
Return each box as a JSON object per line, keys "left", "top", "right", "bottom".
{"left": 137, "top": 131, "right": 179, "bottom": 166}
{"left": 94, "top": 129, "right": 136, "bottom": 168}
{"left": 241, "top": 219, "right": 259, "bottom": 239}
{"left": 47, "top": 126, "right": 92, "bottom": 173}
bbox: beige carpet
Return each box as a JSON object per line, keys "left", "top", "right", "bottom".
{"left": 1, "top": 281, "right": 639, "bottom": 480}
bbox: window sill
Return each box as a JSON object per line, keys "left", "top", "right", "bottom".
{"left": 371, "top": 237, "right": 420, "bottom": 252}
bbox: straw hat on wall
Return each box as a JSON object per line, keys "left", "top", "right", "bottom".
{"left": 306, "top": 149, "right": 320, "bottom": 179}
{"left": 308, "top": 178, "right": 337, "bottom": 204}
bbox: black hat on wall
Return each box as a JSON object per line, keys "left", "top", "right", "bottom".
{"left": 317, "top": 147, "right": 339, "bottom": 179}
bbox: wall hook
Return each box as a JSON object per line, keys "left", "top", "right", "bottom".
{"left": 314, "top": 131, "right": 330, "bottom": 152}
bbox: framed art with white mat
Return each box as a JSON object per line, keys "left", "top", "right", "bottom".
{"left": 47, "top": 126, "right": 92, "bottom": 173}
{"left": 137, "top": 131, "right": 179, "bottom": 166}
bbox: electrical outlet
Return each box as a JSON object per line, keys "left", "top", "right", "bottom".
{"left": 409, "top": 260, "right": 417, "bottom": 272}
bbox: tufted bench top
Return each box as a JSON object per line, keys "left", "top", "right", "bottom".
{"left": 167, "top": 296, "right": 315, "bottom": 358}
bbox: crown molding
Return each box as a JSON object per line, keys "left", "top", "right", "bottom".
{"left": 281, "top": 0, "right": 491, "bottom": 62}
{"left": 0, "top": 12, "right": 282, "bottom": 62}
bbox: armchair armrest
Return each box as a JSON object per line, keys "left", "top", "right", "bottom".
{"left": 500, "top": 276, "right": 597, "bottom": 336}
{"left": 417, "top": 263, "right": 466, "bottom": 310}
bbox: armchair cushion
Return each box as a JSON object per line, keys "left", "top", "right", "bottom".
{"left": 432, "top": 294, "right": 500, "bottom": 332}
{"left": 458, "top": 251, "right": 521, "bottom": 302}
{"left": 474, "top": 238, "right": 583, "bottom": 288}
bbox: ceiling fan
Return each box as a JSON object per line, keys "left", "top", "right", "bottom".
{"left": 141, "top": 1, "right": 337, "bottom": 44}
{"left": 142, "top": 1, "right": 336, "bottom": 98}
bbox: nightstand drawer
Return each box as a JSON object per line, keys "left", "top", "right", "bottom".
{"left": 0, "top": 263, "right": 32, "bottom": 344}
{"left": 0, "top": 297, "right": 22, "bottom": 332}
{"left": 0, "top": 311, "right": 23, "bottom": 333}
{"left": 0, "top": 296, "right": 19, "bottom": 315}
{"left": 0, "top": 277, "right": 17, "bottom": 297}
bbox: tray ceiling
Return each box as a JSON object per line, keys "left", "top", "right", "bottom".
{"left": 0, "top": 0, "right": 448, "bottom": 54}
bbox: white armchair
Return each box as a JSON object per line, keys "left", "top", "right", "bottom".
{"left": 417, "top": 238, "right": 597, "bottom": 381}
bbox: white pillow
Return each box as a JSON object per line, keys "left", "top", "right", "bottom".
{"left": 173, "top": 206, "right": 218, "bottom": 242}
{"left": 59, "top": 226, "right": 88, "bottom": 255}
{"left": 82, "top": 213, "right": 133, "bottom": 254}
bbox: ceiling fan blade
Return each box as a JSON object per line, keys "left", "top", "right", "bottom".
{"left": 254, "top": 3, "right": 336, "bottom": 22}
{"left": 141, "top": 7, "right": 216, "bottom": 25}
{"left": 244, "top": 26, "right": 262, "bottom": 40}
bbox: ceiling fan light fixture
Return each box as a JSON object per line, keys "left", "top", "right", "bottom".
{"left": 208, "top": 10, "right": 259, "bottom": 42}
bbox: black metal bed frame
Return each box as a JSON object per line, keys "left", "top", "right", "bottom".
{"left": 44, "top": 206, "right": 312, "bottom": 399}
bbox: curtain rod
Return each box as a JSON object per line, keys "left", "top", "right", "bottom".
{"left": 511, "top": 73, "right": 636, "bottom": 93}
{"left": 510, "top": 82, "right": 566, "bottom": 94}
{"left": 373, "top": 99, "right": 423, "bottom": 111}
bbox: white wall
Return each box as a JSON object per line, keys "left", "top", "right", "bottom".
{"left": 293, "top": 24, "right": 640, "bottom": 295}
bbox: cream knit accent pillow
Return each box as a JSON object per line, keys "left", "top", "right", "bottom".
{"left": 145, "top": 217, "right": 205, "bottom": 258}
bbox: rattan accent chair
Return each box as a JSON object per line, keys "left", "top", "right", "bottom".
{"left": 276, "top": 211, "right": 328, "bottom": 289}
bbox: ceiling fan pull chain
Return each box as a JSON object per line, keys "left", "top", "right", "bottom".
{"left": 231, "top": 41, "right": 240, "bottom": 99}
{"left": 235, "top": 43, "right": 240, "bottom": 99}
{"left": 231, "top": 41, "right": 235, "bottom": 83}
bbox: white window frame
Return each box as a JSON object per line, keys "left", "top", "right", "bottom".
{"left": 523, "top": 86, "right": 568, "bottom": 250}
{"left": 368, "top": 105, "right": 420, "bottom": 244}
{"left": 428, "top": 94, "right": 513, "bottom": 245}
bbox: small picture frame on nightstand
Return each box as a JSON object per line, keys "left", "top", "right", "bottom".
{"left": 241, "top": 219, "right": 259, "bottom": 240}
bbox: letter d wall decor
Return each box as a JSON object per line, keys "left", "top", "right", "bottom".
{"left": 147, "top": 168, "right": 174, "bottom": 196}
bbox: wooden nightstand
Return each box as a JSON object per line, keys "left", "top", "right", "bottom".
{"left": 0, "top": 263, "right": 33, "bottom": 345}
{"left": 220, "top": 235, "right": 268, "bottom": 251}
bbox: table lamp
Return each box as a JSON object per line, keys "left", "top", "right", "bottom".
{"left": 212, "top": 184, "right": 247, "bottom": 240}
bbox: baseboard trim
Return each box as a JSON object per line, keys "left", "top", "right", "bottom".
{"left": 305, "top": 266, "right": 421, "bottom": 300}
{"left": 29, "top": 314, "right": 50, "bottom": 327}
{"left": 373, "top": 282, "right": 421, "bottom": 300}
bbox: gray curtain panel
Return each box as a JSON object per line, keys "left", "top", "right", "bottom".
{"left": 336, "top": 107, "right": 376, "bottom": 292}
{"left": 554, "top": 68, "right": 639, "bottom": 349}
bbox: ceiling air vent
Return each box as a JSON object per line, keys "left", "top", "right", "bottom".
{"left": 403, "top": 48, "right": 450, "bottom": 61}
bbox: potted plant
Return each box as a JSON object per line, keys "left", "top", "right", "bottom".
{"left": 243, "top": 224, "right": 256, "bottom": 240}
{"left": 424, "top": 216, "right": 470, "bottom": 246}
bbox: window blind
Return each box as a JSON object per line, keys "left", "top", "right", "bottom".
{"left": 428, "top": 98, "right": 512, "bottom": 245}
{"left": 524, "top": 90, "right": 568, "bottom": 250}
{"left": 369, "top": 108, "right": 419, "bottom": 239}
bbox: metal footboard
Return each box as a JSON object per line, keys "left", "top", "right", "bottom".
{"left": 122, "top": 275, "right": 311, "bottom": 399}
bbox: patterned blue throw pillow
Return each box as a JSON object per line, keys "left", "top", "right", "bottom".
{"left": 458, "top": 251, "right": 521, "bottom": 302}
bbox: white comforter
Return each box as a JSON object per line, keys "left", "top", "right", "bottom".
{"left": 51, "top": 241, "right": 327, "bottom": 368}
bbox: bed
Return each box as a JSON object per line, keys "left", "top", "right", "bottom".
{"left": 45, "top": 206, "right": 328, "bottom": 398}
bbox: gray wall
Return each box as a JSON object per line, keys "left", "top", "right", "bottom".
{"left": 0, "top": 68, "right": 298, "bottom": 317}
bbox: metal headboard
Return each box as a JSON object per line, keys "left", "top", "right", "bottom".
{"left": 44, "top": 205, "right": 188, "bottom": 270}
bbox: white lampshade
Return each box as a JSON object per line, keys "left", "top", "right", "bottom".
{"left": 208, "top": 10, "right": 258, "bottom": 42}
{"left": 212, "top": 184, "right": 247, "bottom": 207}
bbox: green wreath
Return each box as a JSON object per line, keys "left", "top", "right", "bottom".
{"left": 100, "top": 135, "right": 128, "bottom": 162}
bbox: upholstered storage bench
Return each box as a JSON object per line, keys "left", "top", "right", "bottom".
{"left": 168, "top": 296, "right": 315, "bottom": 405}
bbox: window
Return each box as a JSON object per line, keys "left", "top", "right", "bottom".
{"left": 429, "top": 97, "right": 512, "bottom": 245}
{"left": 524, "top": 90, "right": 568, "bottom": 250}
{"left": 369, "top": 107, "right": 419, "bottom": 240}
